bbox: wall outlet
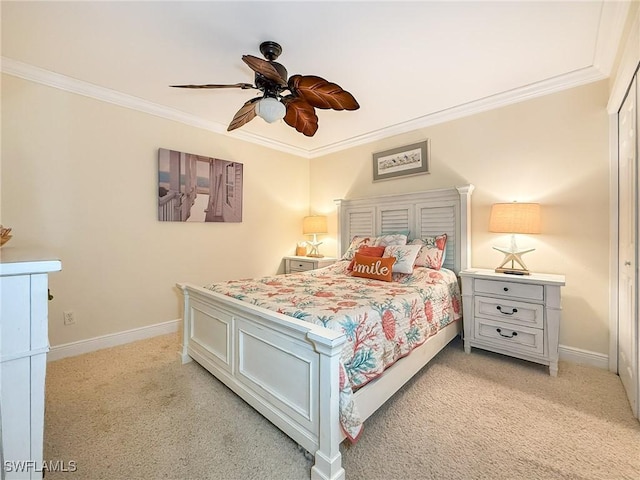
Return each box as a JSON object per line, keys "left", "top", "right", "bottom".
{"left": 63, "top": 310, "right": 76, "bottom": 325}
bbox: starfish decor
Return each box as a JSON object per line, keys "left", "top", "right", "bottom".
{"left": 307, "top": 235, "right": 324, "bottom": 258}
{"left": 493, "top": 245, "right": 534, "bottom": 275}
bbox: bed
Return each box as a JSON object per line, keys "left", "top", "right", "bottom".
{"left": 178, "top": 185, "right": 474, "bottom": 480}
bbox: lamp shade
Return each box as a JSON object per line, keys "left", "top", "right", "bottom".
{"left": 302, "top": 215, "right": 328, "bottom": 235}
{"left": 489, "top": 203, "right": 541, "bottom": 234}
{"left": 255, "top": 97, "right": 286, "bottom": 123}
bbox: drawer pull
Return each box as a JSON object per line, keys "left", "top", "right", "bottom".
{"left": 496, "top": 328, "right": 518, "bottom": 338}
{"left": 503, "top": 287, "right": 509, "bottom": 292}
{"left": 496, "top": 305, "right": 518, "bottom": 315}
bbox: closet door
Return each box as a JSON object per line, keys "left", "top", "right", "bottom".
{"left": 618, "top": 74, "right": 638, "bottom": 416}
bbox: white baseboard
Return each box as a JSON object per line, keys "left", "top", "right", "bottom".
{"left": 48, "top": 319, "right": 181, "bottom": 361}
{"left": 47, "top": 322, "right": 609, "bottom": 371}
{"left": 559, "top": 344, "right": 609, "bottom": 370}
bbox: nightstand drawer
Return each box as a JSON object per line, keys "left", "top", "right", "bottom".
{"left": 474, "top": 279, "right": 544, "bottom": 301}
{"left": 289, "top": 260, "right": 315, "bottom": 272}
{"left": 474, "top": 296, "right": 544, "bottom": 329}
{"left": 474, "top": 318, "right": 544, "bottom": 355}
{"left": 283, "top": 256, "right": 337, "bottom": 274}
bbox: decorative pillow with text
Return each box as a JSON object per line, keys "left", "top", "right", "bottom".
{"left": 347, "top": 245, "right": 386, "bottom": 271}
{"left": 350, "top": 253, "right": 396, "bottom": 282}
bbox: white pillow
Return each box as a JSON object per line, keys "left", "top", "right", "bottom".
{"left": 383, "top": 244, "right": 422, "bottom": 274}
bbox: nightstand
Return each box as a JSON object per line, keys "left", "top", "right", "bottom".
{"left": 459, "top": 268, "right": 565, "bottom": 376}
{"left": 283, "top": 256, "right": 337, "bottom": 274}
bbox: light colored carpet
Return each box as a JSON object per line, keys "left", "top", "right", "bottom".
{"left": 44, "top": 333, "right": 640, "bottom": 480}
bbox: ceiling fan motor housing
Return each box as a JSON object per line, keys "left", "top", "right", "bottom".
{"left": 259, "top": 41, "right": 282, "bottom": 61}
{"left": 254, "top": 41, "right": 288, "bottom": 96}
{"left": 255, "top": 61, "right": 288, "bottom": 96}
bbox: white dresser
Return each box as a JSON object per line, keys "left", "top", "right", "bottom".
{"left": 459, "top": 268, "right": 565, "bottom": 376}
{"left": 1, "top": 250, "right": 61, "bottom": 480}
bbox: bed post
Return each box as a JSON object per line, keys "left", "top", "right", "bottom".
{"left": 334, "top": 198, "right": 344, "bottom": 259}
{"left": 456, "top": 184, "right": 474, "bottom": 271}
{"left": 177, "top": 284, "right": 193, "bottom": 364}
{"left": 308, "top": 331, "right": 347, "bottom": 480}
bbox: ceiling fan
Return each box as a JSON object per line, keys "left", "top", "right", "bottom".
{"left": 171, "top": 41, "right": 360, "bottom": 137}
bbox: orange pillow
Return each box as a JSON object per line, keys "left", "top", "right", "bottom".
{"left": 347, "top": 245, "right": 387, "bottom": 271}
{"left": 350, "top": 253, "right": 395, "bottom": 282}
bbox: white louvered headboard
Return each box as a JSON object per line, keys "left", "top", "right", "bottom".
{"left": 335, "top": 185, "right": 474, "bottom": 274}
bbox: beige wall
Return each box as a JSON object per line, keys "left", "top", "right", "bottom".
{"left": 2, "top": 74, "right": 612, "bottom": 355}
{"left": 310, "top": 80, "right": 610, "bottom": 354}
{"left": 1, "top": 75, "right": 310, "bottom": 346}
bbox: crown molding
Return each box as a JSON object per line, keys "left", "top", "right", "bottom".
{"left": 593, "top": 0, "right": 632, "bottom": 76}
{"left": 2, "top": 57, "right": 606, "bottom": 159}
{"left": 309, "top": 66, "right": 607, "bottom": 158}
{"left": 0, "top": 57, "right": 311, "bottom": 158}
{"left": 1, "top": 57, "right": 224, "bottom": 132}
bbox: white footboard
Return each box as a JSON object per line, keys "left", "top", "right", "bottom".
{"left": 178, "top": 283, "right": 347, "bottom": 480}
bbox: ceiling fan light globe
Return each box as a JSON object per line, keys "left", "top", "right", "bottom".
{"left": 256, "top": 97, "right": 286, "bottom": 123}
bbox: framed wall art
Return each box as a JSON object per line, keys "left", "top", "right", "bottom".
{"left": 372, "top": 140, "right": 430, "bottom": 181}
{"left": 158, "top": 148, "right": 243, "bottom": 222}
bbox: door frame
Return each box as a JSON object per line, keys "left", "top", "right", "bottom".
{"left": 609, "top": 113, "right": 619, "bottom": 374}
{"left": 608, "top": 6, "right": 640, "bottom": 419}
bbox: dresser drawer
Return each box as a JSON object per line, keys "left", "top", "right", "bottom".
{"left": 474, "top": 278, "right": 543, "bottom": 301}
{"left": 474, "top": 296, "right": 544, "bottom": 329}
{"left": 288, "top": 260, "right": 315, "bottom": 272}
{"left": 474, "top": 317, "right": 544, "bottom": 355}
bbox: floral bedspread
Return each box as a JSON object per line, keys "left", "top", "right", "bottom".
{"left": 204, "top": 261, "right": 461, "bottom": 442}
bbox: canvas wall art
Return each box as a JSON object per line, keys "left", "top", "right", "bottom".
{"left": 158, "top": 148, "right": 243, "bottom": 222}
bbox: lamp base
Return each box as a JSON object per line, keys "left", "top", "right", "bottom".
{"left": 306, "top": 234, "right": 323, "bottom": 258}
{"left": 495, "top": 267, "right": 530, "bottom": 275}
{"left": 493, "top": 237, "right": 535, "bottom": 276}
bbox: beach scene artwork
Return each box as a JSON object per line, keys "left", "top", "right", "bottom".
{"left": 158, "top": 148, "right": 243, "bottom": 222}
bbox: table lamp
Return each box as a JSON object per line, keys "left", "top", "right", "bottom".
{"left": 302, "top": 215, "right": 328, "bottom": 258}
{"left": 489, "top": 202, "right": 541, "bottom": 275}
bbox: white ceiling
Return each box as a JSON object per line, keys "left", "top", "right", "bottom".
{"left": 1, "top": 1, "right": 629, "bottom": 157}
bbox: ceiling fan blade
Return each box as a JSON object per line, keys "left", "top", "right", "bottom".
{"left": 227, "top": 97, "right": 260, "bottom": 132}
{"left": 288, "top": 75, "right": 359, "bottom": 111}
{"left": 170, "top": 83, "right": 256, "bottom": 89}
{"left": 282, "top": 96, "right": 318, "bottom": 137}
{"left": 242, "top": 55, "right": 287, "bottom": 87}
